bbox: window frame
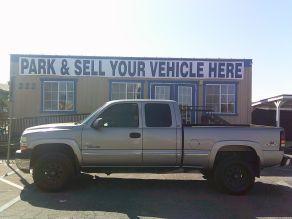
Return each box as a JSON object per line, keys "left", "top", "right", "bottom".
{"left": 177, "top": 86, "right": 192, "bottom": 107}
{"left": 109, "top": 80, "right": 144, "bottom": 100}
{"left": 154, "top": 85, "right": 171, "bottom": 100}
{"left": 41, "top": 79, "right": 77, "bottom": 113}
{"left": 204, "top": 82, "right": 238, "bottom": 116}
{"left": 148, "top": 81, "right": 198, "bottom": 124}
{"left": 142, "top": 102, "right": 175, "bottom": 128}
{"left": 96, "top": 102, "right": 140, "bottom": 128}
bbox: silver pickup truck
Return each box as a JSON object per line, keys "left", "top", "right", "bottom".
{"left": 15, "top": 99, "right": 288, "bottom": 195}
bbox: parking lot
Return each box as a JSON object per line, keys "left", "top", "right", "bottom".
{"left": 0, "top": 160, "right": 292, "bottom": 219}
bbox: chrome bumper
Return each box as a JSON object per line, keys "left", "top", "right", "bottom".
{"left": 15, "top": 149, "right": 31, "bottom": 173}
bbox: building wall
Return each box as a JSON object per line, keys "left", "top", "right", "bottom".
{"left": 221, "top": 66, "right": 252, "bottom": 124}
{"left": 10, "top": 54, "right": 252, "bottom": 124}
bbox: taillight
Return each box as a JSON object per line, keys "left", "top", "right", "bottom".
{"left": 280, "top": 130, "right": 286, "bottom": 151}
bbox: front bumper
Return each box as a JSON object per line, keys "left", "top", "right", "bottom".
{"left": 280, "top": 154, "right": 291, "bottom": 166}
{"left": 15, "top": 149, "right": 32, "bottom": 173}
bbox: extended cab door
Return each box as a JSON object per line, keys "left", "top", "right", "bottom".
{"left": 142, "top": 102, "right": 178, "bottom": 166}
{"left": 81, "top": 102, "right": 142, "bottom": 166}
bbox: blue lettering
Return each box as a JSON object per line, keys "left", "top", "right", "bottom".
{"left": 118, "top": 61, "right": 127, "bottom": 76}
{"left": 38, "top": 59, "right": 46, "bottom": 74}
{"left": 74, "top": 60, "right": 82, "bottom": 75}
{"left": 180, "top": 62, "right": 188, "bottom": 77}
{"left": 166, "top": 62, "right": 175, "bottom": 77}
{"left": 235, "top": 63, "right": 243, "bottom": 78}
{"left": 209, "top": 63, "right": 217, "bottom": 78}
{"left": 99, "top": 60, "right": 105, "bottom": 76}
{"left": 128, "top": 61, "right": 136, "bottom": 77}
{"left": 47, "top": 59, "right": 56, "bottom": 74}
{"left": 29, "top": 59, "right": 37, "bottom": 74}
{"left": 176, "top": 62, "right": 180, "bottom": 77}
{"left": 20, "top": 58, "right": 29, "bottom": 74}
{"left": 197, "top": 62, "right": 204, "bottom": 78}
{"left": 138, "top": 61, "right": 145, "bottom": 77}
{"left": 83, "top": 60, "right": 90, "bottom": 75}
{"left": 150, "top": 62, "right": 158, "bottom": 77}
{"left": 218, "top": 62, "right": 225, "bottom": 78}
{"left": 91, "top": 60, "right": 98, "bottom": 75}
{"left": 110, "top": 60, "right": 118, "bottom": 76}
{"left": 226, "top": 63, "right": 234, "bottom": 78}
{"left": 158, "top": 62, "right": 166, "bottom": 77}
{"left": 189, "top": 62, "right": 196, "bottom": 77}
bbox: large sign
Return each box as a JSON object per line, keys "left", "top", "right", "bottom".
{"left": 18, "top": 56, "right": 244, "bottom": 80}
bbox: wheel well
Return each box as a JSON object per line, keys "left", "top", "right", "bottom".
{"left": 214, "top": 146, "right": 260, "bottom": 177}
{"left": 30, "top": 143, "right": 78, "bottom": 173}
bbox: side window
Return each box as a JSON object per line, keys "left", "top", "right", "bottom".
{"left": 97, "top": 103, "right": 139, "bottom": 127}
{"left": 145, "top": 103, "right": 172, "bottom": 127}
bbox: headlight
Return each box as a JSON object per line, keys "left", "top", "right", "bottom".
{"left": 20, "top": 136, "right": 28, "bottom": 151}
{"left": 20, "top": 136, "right": 27, "bottom": 143}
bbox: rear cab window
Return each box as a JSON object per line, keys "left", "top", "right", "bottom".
{"left": 144, "top": 103, "right": 172, "bottom": 127}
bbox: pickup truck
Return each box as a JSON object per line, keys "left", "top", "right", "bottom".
{"left": 15, "top": 99, "right": 288, "bottom": 195}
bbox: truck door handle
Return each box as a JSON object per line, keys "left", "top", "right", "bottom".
{"left": 129, "top": 132, "right": 141, "bottom": 138}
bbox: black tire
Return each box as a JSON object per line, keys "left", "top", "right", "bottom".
{"left": 214, "top": 159, "right": 255, "bottom": 195}
{"left": 33, "top": 153, "right": 74, "bottom": 192}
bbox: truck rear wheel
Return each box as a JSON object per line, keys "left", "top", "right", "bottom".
{"left": 33, "top": 153, "right": 74, "bottom": 192}
{"left": 214, "top": 158, "right": 255, "bottom": 195}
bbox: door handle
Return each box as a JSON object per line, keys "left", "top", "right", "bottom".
{"left": 129, "top": 132, "right": 141, "bottom": 138}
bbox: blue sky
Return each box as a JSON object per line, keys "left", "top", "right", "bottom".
{"left": 0, "top": 0, "right": 291, "bottom": 101}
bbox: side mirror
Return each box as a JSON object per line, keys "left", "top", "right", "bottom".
{"left": 92, "top": 118, "right": 103, "bottom": 129}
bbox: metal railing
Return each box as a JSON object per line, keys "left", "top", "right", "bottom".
{"left": 179, "top": 105, "right": 230, "bottom": 125}
{"left": 0, "top": 113, "right": 89, "bottom": 143}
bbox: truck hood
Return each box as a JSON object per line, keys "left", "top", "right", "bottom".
{"left": 23, "top": 123, "right": 79, "bottom": 134}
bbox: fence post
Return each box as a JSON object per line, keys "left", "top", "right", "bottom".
{"left": 6, "top": 117, "right": 12, "bottom": 164}
{"left": 6, "top": 99, "right": 13, "bottom": 165}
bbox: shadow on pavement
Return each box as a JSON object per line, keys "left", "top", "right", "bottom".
{"left": 20, "top": 173, "right": 292, "bottom": 219}
{"left": 261, "top": 166, "right": 292, "bottom": 177}
{"left": 7, "top": 163, "right": 30, "bottom": 186}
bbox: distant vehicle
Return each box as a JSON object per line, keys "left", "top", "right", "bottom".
{"left": 15, "top": 100, "right": 289, "bottom": 195}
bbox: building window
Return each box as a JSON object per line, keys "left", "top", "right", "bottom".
{"left": 42, "top": 80, "right": 75, "bottom": 112}
{"left": 111, "top": 82, "right": 142, "bottom": 100}
{"left": 155, "top": 86, "right": 171, "bottom": 100}
{"left": 178, "top": 86, "right": 192, "bottom": 107}
{"left": 205, "top": 84, "right": 236, "bottom": 114}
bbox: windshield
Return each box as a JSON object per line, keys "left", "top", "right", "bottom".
{"left": 80, "top": 102, "right": 109, "bottom": 125}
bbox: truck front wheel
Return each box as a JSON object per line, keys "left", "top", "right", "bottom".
{"left": 214, "top": 159, "right": 255, "bottom": 195}
{"left": 33, "top": 153, "right": 74, "bottom": 192}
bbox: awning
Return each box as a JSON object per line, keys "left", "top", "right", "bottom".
{"left": 252, "top": 94, "right": 292, "bottom": 127}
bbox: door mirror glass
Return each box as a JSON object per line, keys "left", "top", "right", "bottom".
{"left": 92, "top": 118, "right": 103, "bottom": 129}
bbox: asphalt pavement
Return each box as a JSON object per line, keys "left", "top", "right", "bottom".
{"left": 0, "top": 160, "right": 292, "bottom": 219}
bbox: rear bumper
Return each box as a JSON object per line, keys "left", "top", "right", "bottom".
{"left": 15, "top": 149, "right": 31, "bottom": 173}
{"left": 281, "top": 154, "right": 291, "bottom": 166}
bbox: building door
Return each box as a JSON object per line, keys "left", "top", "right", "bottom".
{"left": 150, "top": 83, "right": 196, "bottom": 124}
{"left": 177, "top": 85, "right": 195, "bottom": 124}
